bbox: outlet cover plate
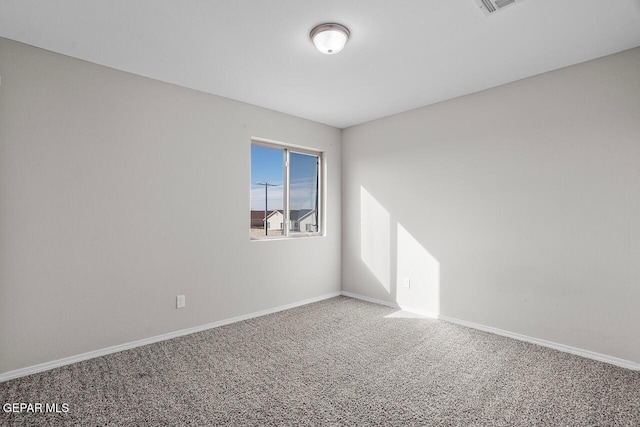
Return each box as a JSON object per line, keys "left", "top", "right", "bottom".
{"left": 176, "top": 295, "right": 186, "bottom": 308}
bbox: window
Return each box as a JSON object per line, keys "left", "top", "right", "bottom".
{"left": 250, "top": 139, "right": 322, "bottom": 239}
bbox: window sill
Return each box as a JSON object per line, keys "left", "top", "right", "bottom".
{"left": 250, "top": 233, "right": 324, "bottom": 242}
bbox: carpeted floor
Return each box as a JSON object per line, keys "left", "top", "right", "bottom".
{"left": 1, "top": 296, "right": 639, "bottom": 426}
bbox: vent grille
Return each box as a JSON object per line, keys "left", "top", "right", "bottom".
{"left": 474, "top": 0, "right": 524, "bottom": 15}
{"left": 495, "top": 0, "right": 515, "bottom": 8}
{"left": 480, "top": 0, "right": 496, "bottom": 13}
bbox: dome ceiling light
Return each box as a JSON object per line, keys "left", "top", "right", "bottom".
{"left": 310, "top": 23, "right": 350, "bottom": 55}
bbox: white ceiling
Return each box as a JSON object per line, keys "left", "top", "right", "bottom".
{"left": 1, "top": 0, "right": 639, "bottom": 129}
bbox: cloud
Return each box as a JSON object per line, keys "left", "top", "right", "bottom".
{"left": 251, "top": 186, "right": 283, "bottom": 210}
{"left": 250, "top": 180, "right": 317, "bottom": 211}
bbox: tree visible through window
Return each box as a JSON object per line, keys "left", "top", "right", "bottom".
{"left": 250, "top": 141, "right": 322, "bottom": 239}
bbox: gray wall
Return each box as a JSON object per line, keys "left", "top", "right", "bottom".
{"left": 342, "top": 48, "right": 640, "bottom": 363}
{"left": 0, "top": 38, "right": 342, "bottom": 374}
{"left": 2, "top": 36, "right": 638, "bottom": 374}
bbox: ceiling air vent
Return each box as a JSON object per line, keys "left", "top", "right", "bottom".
{"left": 474, "top": 0, "right": 524, "bottom": 16}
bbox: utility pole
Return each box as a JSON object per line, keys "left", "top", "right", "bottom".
{"left": 255, "top": 182, "right": 277, "bottom": 236}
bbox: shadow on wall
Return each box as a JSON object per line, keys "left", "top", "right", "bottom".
{"left": 360, "top": 186, "right": 440, "bottom": 317}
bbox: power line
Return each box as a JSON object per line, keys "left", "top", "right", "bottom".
{"left": 255, "top": 182, "right": 279, "bottom": 236}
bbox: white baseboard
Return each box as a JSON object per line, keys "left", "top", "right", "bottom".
{"left": 3, "top": 289, "right": 636, "bottom": 382}
{"left": 340, "top": 291, "right": 439, "bottom": 319}
{"left": 342, "top": 291, "right": 640, "bottom": 371}
{"left": 438, "top": 315, "right": 640, "bottom": 371}
{"left": 341, "top": 291, "right": 639, "bottom": 371}
{"left": 0, "top": 291, "right": 341, "bottom": 383}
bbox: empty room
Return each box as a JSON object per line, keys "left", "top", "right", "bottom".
{"left": 1, "top": 0, "right": 639, "bottom": 425}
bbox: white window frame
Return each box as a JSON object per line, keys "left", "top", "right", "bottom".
{"left": 251, "top": 138, "right": 324, "bottom": 240}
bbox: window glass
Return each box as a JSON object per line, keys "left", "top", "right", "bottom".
{"left": 250, "top": 142, "right": 322, "bottom": 239}
{"left": 250, "top": 145, "right": 284, "bottom": 238}
{"left": 289, "top": 152, "right": 319, "bottom": 233}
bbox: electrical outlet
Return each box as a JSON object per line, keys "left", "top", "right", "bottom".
{"left": 403, "top": 278, "right": 411, "bottom": 289}
{"left": 176, "top": 295, "right": 186, "bottom": 309}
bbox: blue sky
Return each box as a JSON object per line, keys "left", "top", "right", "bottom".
{"left": 251, "top": 145, "right": 284, "bottom": 187}
{"left": 251, "top": 145, "right": 318, "bottom": 211}
{"left": 289, "top": 152, "right": 318, "bottom": 210}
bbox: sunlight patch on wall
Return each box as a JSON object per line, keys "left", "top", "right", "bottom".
{"left": 396, "top": 223, "right": 440, "bottom": 316}
{"left": 360, "top": 186, "right": 391, "bottom": 292}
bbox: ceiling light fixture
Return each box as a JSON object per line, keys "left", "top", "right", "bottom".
{"left": 310, "top": 23, "right": 350, "bottom": 55}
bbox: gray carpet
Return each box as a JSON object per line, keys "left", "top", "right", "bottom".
{"left": 1, "top": 296, "right": 639, "bottom": 426}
